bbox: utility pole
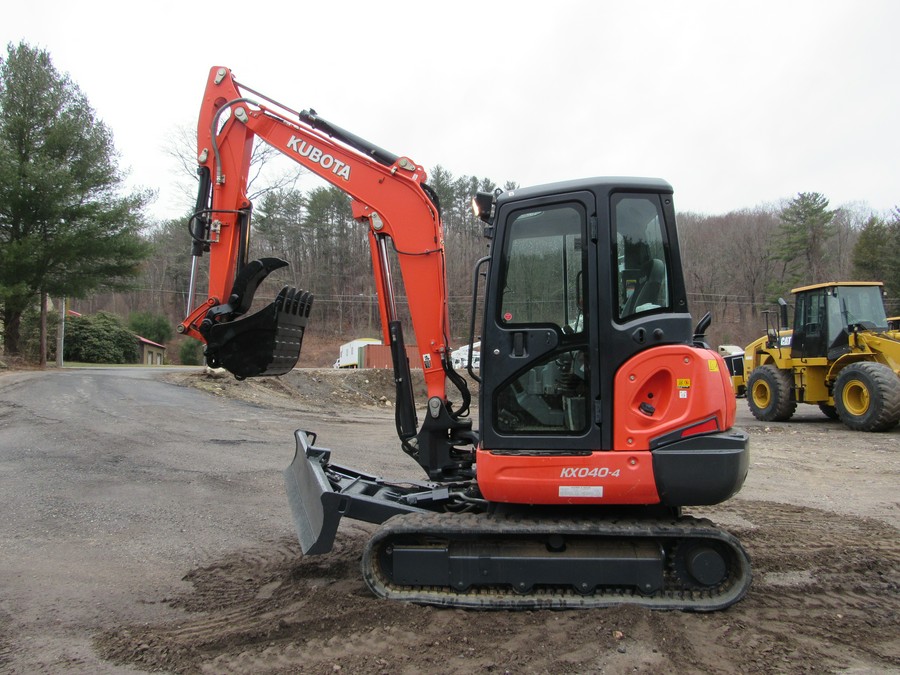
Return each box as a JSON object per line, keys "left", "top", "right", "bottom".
{"left": 40, "top": 292, "right": 48, "bottom": 367}
{"left": 56, "top": 297, "right": 66, "bottom": 368}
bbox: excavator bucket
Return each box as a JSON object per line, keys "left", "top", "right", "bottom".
{"left": 206, "top": 286, "right": 313, "bottom": 379}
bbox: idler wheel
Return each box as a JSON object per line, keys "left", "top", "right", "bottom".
{"left": 672, "top": 543, "right": 729, "bottom": 588}
{"left": 685, "top": 546, "right": 727, "bottom": 587}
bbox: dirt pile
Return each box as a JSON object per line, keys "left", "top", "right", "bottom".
{"left": 167, "top": 367, "right": 429, "bottom": 411}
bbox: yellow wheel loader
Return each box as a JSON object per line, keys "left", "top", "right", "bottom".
{"left": 738, "top": 282, "right": 900, "bottom": 432}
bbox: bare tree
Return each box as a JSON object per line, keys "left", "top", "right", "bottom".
{"left": 162, "top": 122, "right": 306, "bottom": 209}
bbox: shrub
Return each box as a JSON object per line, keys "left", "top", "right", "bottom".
{"left": 64, "top": 312, "right": 139, "bottom": 364}
{"left": 128, "top": 311, "right": 173, "bottom": 345}
{"left": 179, "top": 338, "right": 204, "bottom": 366}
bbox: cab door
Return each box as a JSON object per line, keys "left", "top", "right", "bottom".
{"left": 480, "top": 191, "right": 601, "bottom": 452}
{"left": 791, "top": 289, "right": 829, "bottom": 359}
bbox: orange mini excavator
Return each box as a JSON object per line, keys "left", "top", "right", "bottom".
{"left": 180, "top": 66, "right": 751, "bottom": 610}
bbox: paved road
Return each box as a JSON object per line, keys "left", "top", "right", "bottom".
{"left": 0, "top": 367, "right": 318, "bottom": 673}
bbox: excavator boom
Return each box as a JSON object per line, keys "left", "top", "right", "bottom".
{"left": 182, "top": 66, "right": 451, "bottom": 398}
{"left": 180, "top": 66, "right": 475, "bottom": 481}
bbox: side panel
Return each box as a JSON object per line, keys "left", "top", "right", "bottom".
{"left": 613, "top": 345, "right": 735, "bottom": 451}
{"left": 476, "top": 425, "right": 749, "bottom": 507}
{"left": 476, "top": 449, "right": 660, "bottom": 505}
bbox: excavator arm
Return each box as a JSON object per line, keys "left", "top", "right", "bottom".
{"left": 180, "top": 66, "right": 474, "bottom": 479}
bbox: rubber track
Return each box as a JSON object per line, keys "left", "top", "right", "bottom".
{"left": 362, "top": 511, "right": 752, "bottom": 612}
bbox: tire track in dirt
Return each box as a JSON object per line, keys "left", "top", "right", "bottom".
{"left": 0, "top": 611, "right": 12, "bottom": 670}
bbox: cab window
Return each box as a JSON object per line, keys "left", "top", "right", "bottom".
{"left": 613, "top": 194, "right": 671, "bottom": 321}
{"left": 495, "top": 202, "right": 589, "bottom": 434}
{"left": 499, "top": 204, "right": 585, "bottom": 333}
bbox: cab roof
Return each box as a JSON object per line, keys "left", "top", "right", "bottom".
{"left": 495, "top": 177, "right": 673, "bottom": 205}
{"left": 791, "top": 281, "right": 884, "bottom": 294}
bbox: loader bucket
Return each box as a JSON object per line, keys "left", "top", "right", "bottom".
{"left": 206, "top": 286, "right": 313, "bottom": 379}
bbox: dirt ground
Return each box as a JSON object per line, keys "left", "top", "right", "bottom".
{"left": 4, "top": 365, "right": 899, "bottom": 673}
{"left": 96, "top": 368, "right": 899, "bottom": 674}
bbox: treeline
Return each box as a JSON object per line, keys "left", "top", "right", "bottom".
{"left": 94, "top": 182, "right": 899, "bottom": 356}
{"left": 679, "top": 195, "right": 900, "bottom": 346}
{"left": 248, "top": 167, "right": 515, "bottom": 338}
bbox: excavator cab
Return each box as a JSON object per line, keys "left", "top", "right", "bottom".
{"left": 479, "top": 180, "right": 690, "bottom": 453}
{"left": 473, "top": 180, "right": 746, "bottom": 508}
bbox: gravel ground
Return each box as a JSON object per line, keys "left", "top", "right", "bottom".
{"left": 0, "top": 366, "right": 897, "bottom": 673}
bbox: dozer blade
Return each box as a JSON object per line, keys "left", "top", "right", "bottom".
{"left": 284, "top": 430, "right": 430, "bottom": 555}
{"left": 284, "top": 431, "right": 343, "bottom": 555}
{"left": 206, "top": 286, "right": 312, "bottom": 379}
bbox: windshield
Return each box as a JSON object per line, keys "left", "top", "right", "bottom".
{"left": 829, "top": 285, "right": 888, "bottom": 333}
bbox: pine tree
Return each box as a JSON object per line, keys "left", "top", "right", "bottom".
{"left": 776, "top": 192, "right": 836, "bottom": 287}
{"left": 0, "top": 42, "right": 150, "bottom": 356}
{"left": 852, "top": 211, "right": 900, "bottom": 313}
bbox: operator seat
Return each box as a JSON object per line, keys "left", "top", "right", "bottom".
{"left": 622, "top": 258, "right": 665, "bottom": 316}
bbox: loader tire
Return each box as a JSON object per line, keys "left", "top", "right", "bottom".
{"left": 833, "top": 362, "right": 900, "bottom": 432}
{"left": 818, "top": 403, "right": 839, "bottom": 420}
{"left": 747, "top": 364, "right": 796, "bottom": 422}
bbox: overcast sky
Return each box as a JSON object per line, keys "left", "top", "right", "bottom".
{"left": 4, "top": 1, "right": 899, "bottom": 221}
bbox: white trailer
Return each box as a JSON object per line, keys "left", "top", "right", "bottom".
{"left": 335, "top": 338, "right": 382, "bottom": 368}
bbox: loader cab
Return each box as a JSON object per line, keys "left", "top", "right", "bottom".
{"left": 477, "top": 178, "right": 691, "bottom": 452}
{"left": 790, "top": 282, "right": 889, "bottom": 360}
